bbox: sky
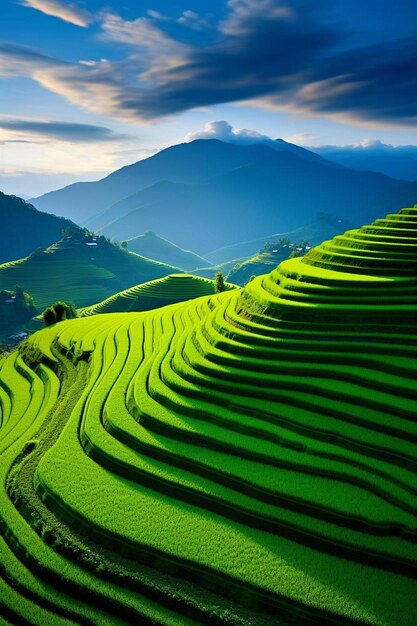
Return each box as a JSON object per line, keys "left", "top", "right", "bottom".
{"left": 0, "top": 0, "right": 417, "bottom": 197}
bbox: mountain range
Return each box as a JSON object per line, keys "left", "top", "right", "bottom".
{"left": 312, "top": 141, "right": 417, "bottom": 181}
{"left": 31, "top": 138, "right": 417, "bottom": 254}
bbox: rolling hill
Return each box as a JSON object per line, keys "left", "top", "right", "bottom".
{"left": 0, "top": 204, "right": 416, "bottom": 625}
{"left": 0, "top": 231, "right": 179, "bottom": 311}
{"left": 81, "top": 273, "right": 237, "bottom": 316}
{"left": 125, "top": 231, "right": 211, "bottom": 270}
{"left": 0, "top": 192, "right": 74, "bottom": 264}
{"left": 32, "top": 140, "right": 417, "bottom": 253}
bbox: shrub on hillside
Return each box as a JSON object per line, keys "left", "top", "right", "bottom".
{"left": 43, "top": 307, "right": 57, "bottom": 326}
{"left": 215, "top": 272, "right": 226, "bottom": 293}
{"left": 43, "top": 301, "right": 78, "bottom": 326}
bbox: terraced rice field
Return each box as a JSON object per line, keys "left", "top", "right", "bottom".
{"left": 0, "top": 207, "right": 416, "bottom": 625}
{"left": 81, "top": 273, "right": 237, "bottom": 316}
{"left": 0, "top": 238, "right": 178, "bottom": 311}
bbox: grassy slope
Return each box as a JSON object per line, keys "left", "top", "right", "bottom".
{"left": 81, "top": 273, "right": 238, "bottom": 316}
{"left": 227, "top": 249, "right": 292, "bottom": 285}
{"left": 0, "top": 206, "right": 416, "bottom": 625}
{"left": 126, "top": 232, "right": 211, "bottom": 270}
{"left": 0, "top": 235, "right": 180, "bottom": 311}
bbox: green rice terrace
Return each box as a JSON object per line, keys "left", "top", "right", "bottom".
{"left": 80, "top": 273, "right": 237, "bottom": 317}
{"left": 0, "top": 206, "right": 416, "bottom": 625}
{"left": 0, "top": 230, "right": 179, "bottom": 311}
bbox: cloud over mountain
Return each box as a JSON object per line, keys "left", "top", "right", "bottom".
{"left": 185, "top": 121, "right": 276, "bottom": 146}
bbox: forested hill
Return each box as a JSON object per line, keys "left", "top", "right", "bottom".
{"left": 0, "top": 192, "right": 74, "bottom": 264}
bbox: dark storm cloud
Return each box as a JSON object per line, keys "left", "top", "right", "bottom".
{"left": 0, "top": 118, "right": 126, "bottom": 142}
{"left": 1, "top": 0, "right": 416, "bottom": 126}
{"left": 296, "top": 37, "right": 417, "bottom": 125}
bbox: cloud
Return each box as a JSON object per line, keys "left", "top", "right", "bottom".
{"left": 2, "top": 1, "right": 417, "bottom": 127}
{"left": 185, "top": 120, "right": 276, "bottom": 145}
{"left": 177, "top": 11, "right": 212, "bottom": 31}
{"left": 0, "top": 42, "right": 60, "bottom": 77}
{"left": 0, "top": 117, "right": 127, "bottom": 142}
{"left": 282, "top": 132, "right": 321, "bottom": 146}
{"left": 21, "top": 0, "right": 93, "bottom": 27}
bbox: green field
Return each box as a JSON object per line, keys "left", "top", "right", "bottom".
{"left": 0, "top": 206, "right": 416, "bottom": 625}
{"left": 0, "top": 233, "right": 180, "bottom": 311}
{"left": 81, "top": 273, "right": 238, "bottom": 316}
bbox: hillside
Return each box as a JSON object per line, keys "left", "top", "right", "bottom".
{"left": 125, "top": 231, "right": 211, "bottom": 270}
{"left": 32, "top": 140, "right": 417, "bottom": 252}
{"left": 0, "top": 192, "right": 74, "bottom": 264}
{"left": 227, "top": 240, "right": 310, "bottom": 286}
{"left": 0, "top": 231, "right": 179, "bottom": 311}
{"left": 205, "top": 213, "right": 352, "bottom": 264}
{"left": 81, "top": 273, "right": 237, "bottom": 316}
{"left": 0, "top": 204, "right": 416, "bottom": 624}
{"left": 0, "top": 287, "right": 37, "bottom": 344}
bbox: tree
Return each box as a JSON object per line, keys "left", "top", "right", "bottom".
{"left": 42, "top": 301, "right": 78, "bottom": 326}
{"left": 288, "top": 249, "right": 299, "bottom": 259}
{"left": 121, "top": 241, "right": 128, "bottom": 249}
{"left": 43, "top": 307, "right": 57, "bottom": 326}
{"left": 53, "top": 302, "right": 66, "bottom": 322}
{"left": 215, "top": 271, "right": 226, "bottom": 293}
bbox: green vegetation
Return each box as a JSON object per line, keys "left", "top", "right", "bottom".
{"left": 204, "top": 213, "right": 352, "bottom": 265}
{"left": 43, "top": 301, "right": 78, "bottom": 326}
{"left": 125, "top": 231, "right": 211, "bottom": 270}
{"left": 0, "top": 230, "right": 180, "bottom": 311}
{"left": 0, "top": 286, "right": 37, "bottom": 343}
{"left": 0, "top": 206, "right": 416, "bottom": 624}
{"left": 81, "top": 273, "right": 237, "bottom": 317}
{"left": 214, "top": 271, "right": 226, "bottom": 293}
{"left": 227, "top": 239, "right": 310, "bottom": 285}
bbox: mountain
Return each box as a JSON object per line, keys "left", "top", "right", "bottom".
{"left": 312, "top": 141, "right": 417, "bottom": 180}
{"left": 32, "top": 139, "right": 297, "bottom": 223}
{"left": 0, "top": 192, "right": 75, "bottom": 264}
{"left": 81, "top": 273, "right": 237, "bottom": 316}
{"left": 94, "top": 146, "right": 417, "bottom": 252}
{"left": 31, "top": 139, "right": 417, "bottom": 254}
{"left": 125, "top": 231, "right": 211, "bottom": 270}
{"left": 1, "top": 205, "right": 416, "bottom": 625}
{"left": 0, "top": 231, "right": 179, "bottom": 311}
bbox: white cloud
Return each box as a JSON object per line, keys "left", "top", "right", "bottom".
{"left": 282, "top": 132, "right": 321, "bottom": 146}
{"left": 177, "top": 10, "right": 212, "bottom": 31}
{"left": 221, "top": 0, "right": 293, "bottom": 35}
{"left": 185, "top": 120, "right": 276, "bottom": 145}
{"left": 21, "top": 0, "right": 94, "bottom": 27}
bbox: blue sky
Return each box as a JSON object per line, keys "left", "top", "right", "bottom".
{"left": 1, "top": 0, "right": 417, "bottom": 196}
